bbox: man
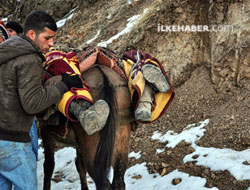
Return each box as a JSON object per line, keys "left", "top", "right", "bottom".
{"left": 5, "top": 21, "right": 23, "bottom": 37}
{"left": 0, "top": 10, "right": 106, "bottom": 190}
{"left": 1, "top": 20, "right": 40, "bottom": 161}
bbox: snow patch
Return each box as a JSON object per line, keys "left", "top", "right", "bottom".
{"left": 152, "top": 119, "right": 209, "bottom": 148}
{"left": 129, "top": 151, "right": 141, "bottom": 159}
{"left": 184, "top": 146, "right": 250, "bottom": 180}
{"left": 56, "top": 7, "right": 77, "bottom": 28}
{"left": 125, "top": 163, "right": 218, "bottom": 190}
{"left": 97, "top": 9, "right": 148, "bottom": 47}
{"left": 152, "top": 119, "right": 250, "bottom": 181}
{"left": 156, "top": 149, "right": 165, "bottom": 154}
{"left": 86, "top": 30, "right": 101, "bottom": 44}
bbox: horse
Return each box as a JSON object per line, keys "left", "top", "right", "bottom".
{"left": 39, "top": 65, "right": 134, "bottom": 190}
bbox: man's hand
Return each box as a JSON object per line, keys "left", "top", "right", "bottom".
{"left": 61, "top": 73, "right": 83, "bottom": 89}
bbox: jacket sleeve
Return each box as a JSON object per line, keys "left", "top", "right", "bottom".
{"left": 17, "top": 56, "right": 65, "bottom": 114}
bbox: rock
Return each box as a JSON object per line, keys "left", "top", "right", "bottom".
{"left": 178, "top": 140, "right": 186, "bottom": 147}
{"left": 192, "top": 154, "right": 199, "bottom": 159}
{"left": 241, "top": 137, "right": 250, "bottom": 146}
{"left": 243, "top": 161, "right": 250, "bottom": 165}
{"left": 211, "top": 173, "right": 216, "bottom": 179}
{"left": 132, "top": 175, "right": 142, "bottom": 179}
{"left": 161, "top": 162, "right": 169, "bottom": 168}
{"left": 132, "top": 0, "right": 142, "bottom": 7}
{"left": 172, "top": 178, "right": 182, "bottom": 185}
{"left": 204, "top": 168, "right": 210, "bottom": 175}
{"left": 160, "top": 168, "right": 167, "bottom": 176}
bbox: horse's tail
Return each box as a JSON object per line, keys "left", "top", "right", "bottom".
{"left": 93, "top": 66, "right": 117, "bottom": 186}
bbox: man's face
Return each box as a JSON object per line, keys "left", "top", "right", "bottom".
{"left": 7, "top": 28, "right": 17, "bottom": 37}
{"left": 33, "top": 27, "right": 56, "bottom": 54}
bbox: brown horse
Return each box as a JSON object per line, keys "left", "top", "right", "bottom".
{"left": 40, "top": 65, "right": 134, "bottom": 190}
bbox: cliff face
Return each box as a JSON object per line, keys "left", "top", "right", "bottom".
{"left": 3, "top": 0, "right": 248, "bottom": 92}
{"left": 49, "top": 0, "right": 250, "bottom": 93}
{"left": 208, "top": 1, "right": 250, "bottom": 93}
{"left": 0, "top": 0, "right": 77, "bottom": 22}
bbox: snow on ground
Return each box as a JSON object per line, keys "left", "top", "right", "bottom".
{"left": 128, "top": 151, "right": 141, "bottom": 159}
{"left": 55, "top": 8, "right": 148, "bottom": 47}
{"left": 56, "top": 7, "right": 77, "bottom": 28}
{"left": 97, "top": 9, "right": 148, "bottom": 47}
{"left": 86, "top": 30, "right": 101, "bottom": 44}
{"left": 37, "top": 119, "right": 250, "bottom": 189}
{"left": 125, "top": 163, "right": 218, "bottom": 190}
{"left": 153, "top": 119, "right": 250, "bottom": 181}
{"left": 184, "top": 146, "right": 250, "bottom": 180}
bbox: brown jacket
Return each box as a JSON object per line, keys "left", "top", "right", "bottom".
{"left": 0, "top": 35, "right": 68, "bottom": 142}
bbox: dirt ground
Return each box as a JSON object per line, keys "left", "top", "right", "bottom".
{"left": 129, "top": 66, "right": 250, "bottom": 190}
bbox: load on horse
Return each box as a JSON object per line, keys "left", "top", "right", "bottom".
{"left": 38, "top": 47, "right": 175, "bottom": 190}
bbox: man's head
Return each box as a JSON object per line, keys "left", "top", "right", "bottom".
{"left": 24, "top": 11, "right": 57, "bottom": 53}
{"left": 0, "top": 22, "right": 9, "bottom": 42}
{"left": 6, "top": 21, "right": 23, "bottom": 37}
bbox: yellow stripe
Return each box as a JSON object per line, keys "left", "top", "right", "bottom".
{"left": 123, "top": 60, "right": 133, "bottom": 78}
{"left": 151, "top": 90, "right": 173, "bottom": 121}
{"left": 70, "top": 57, "right": 79, "bottom": 62}
{"left": 64, "top": 58, "right": 81, "bottom": 75}
{"left": 58, "top": 91, "right": 75, "bottom": 116}
{"left": 145, "top": 59, "right": 159, "bottom": 67}
{"left": 49, "top": 50, "right": 64, "bottom": 54}
{"left": 76, "top": 89, "right": 93, "bottom": 101}
{"left": 43, "top": 56, "right": 64, "bottom": 67}
{"left": 58, "top": 89, "right": 93, "bottom": 118}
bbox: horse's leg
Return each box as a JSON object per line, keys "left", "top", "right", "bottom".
{"left": 72, "top": 124, "right": 112, "bottom": 190}
{"left": 77, "top": 65, "right": 131, "bottom": 190}
{"left": 94, "top": 174, "right": 112, "bottom": 190}
{"left": 78, "top": 135, "right": 113, "bottom": 190}
{"left": 112, "top": 124, "right": 131, "bottom": 190}
{"left": 75, "top": 148, "right": 88, "bottom": 190}
{"left": 40, "top": 125, "right": 56, "bottom": 190}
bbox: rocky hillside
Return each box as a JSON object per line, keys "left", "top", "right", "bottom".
{"left": 2, "top": 0, "right": 250, "bottom": 189}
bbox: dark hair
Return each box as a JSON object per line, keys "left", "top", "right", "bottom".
{"left": 6, "top": 21, "right": 23, "bottom": 34}
{"left": 24, "top": 10, "right": 57, "bottom": 34}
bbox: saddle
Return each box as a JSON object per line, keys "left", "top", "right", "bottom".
{"left": 77, "top": 46, "right": 127, "bottom": 79}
